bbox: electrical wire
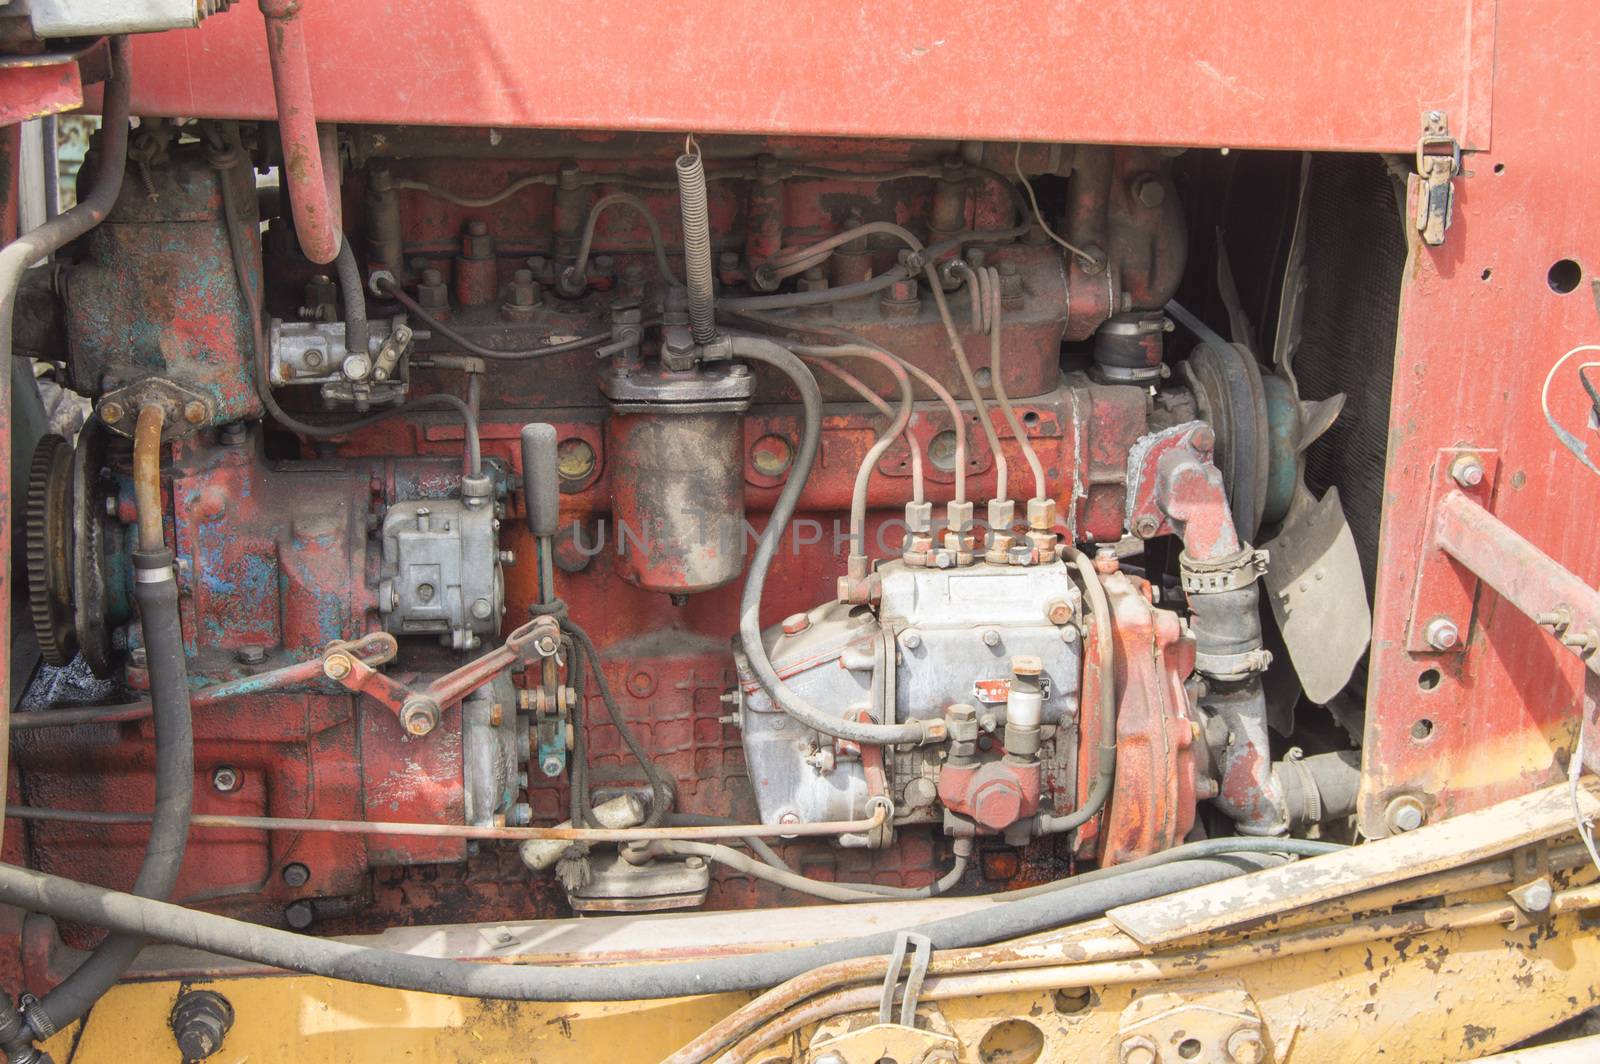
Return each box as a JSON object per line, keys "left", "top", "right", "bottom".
{"left": 1013, "top": 142, "right": 1100, "bottom": 270}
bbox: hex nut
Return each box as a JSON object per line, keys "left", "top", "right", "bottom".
{"left": 211, "top": 766, "right": 241, "bottom": 793}
{"left": 1227, "top": 1028, "right": 1267, "bottom": 1064}
{"left": 1384, "top": 794, "right": 1426, "bottom": 833}
{"left": 1425, "top": 616, "right": 1460, "bottom": 650}
{"left": 1450, "top": 454, "right": 1486, "bottom": 488}
{"left": 1120, "top": 1037, "right": 1158, "bottom": 1064}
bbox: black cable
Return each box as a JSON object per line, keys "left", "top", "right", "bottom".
{"left": 563, "top": 619, "right": 674, "bottom": 828}
{"left": 376, "top": 278, "right": 621, "bottom": 361}
{"left": 0, "top": 854, "right": 1281, "bottom": 1002}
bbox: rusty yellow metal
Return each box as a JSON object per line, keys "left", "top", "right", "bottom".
{"left": 34, "top": 893, "right": 1600, "bottom": 1062}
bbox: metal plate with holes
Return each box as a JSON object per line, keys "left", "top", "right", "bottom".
{"left": 1405, "top": 447, "right": 1498, "bottom": 653}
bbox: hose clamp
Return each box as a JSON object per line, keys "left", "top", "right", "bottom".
{"left": 134, "top": 564, "right": 175, "bottom": 584}
{"left": 1180, "top": 547, "right": 1269, "bottom": 595}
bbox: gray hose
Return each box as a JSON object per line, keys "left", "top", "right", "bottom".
{"left": 333, "top": 239, "right": 369, "bottom": 361}
{"left": 728, "top": 336, "right": 933, "bottom": 747}
{"left": 662, "top": 838, "right": 969, "bottom": 903}
{"left": 1036, "top": 550, "right": 1118, "bottom": 836}
{"left": 0, "top": 855, "right": 1280, "bottom": 1002}
{"left": 675, "top": 149, "right": 715, "bottom": 343}
{"left": 26, "top": 549, "right": 195, "bottom": 1042}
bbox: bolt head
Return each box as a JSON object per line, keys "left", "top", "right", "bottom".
{"left": 211, "top": 766, "right": 241, "bottom": 793}
{"left": 99, "top": 401, "right": 124, "bottom": 424}
{"left": 902, "top": 630, "right": 922, "bottom": 650}
{"left": 402, "top": 701, "right": 439, "bottom": 736}
{"left": 982, "top": 629, "right": 1001, "bottom": 647}
{"left": 1385, "top": 794, "right": 1426, "bottom": 833}
{"left": 1425, "top": 616, "right": 1460, "bottom": 650}
{"left": 1046, "top": 599, "right": 1073, "bottom": 625}
{"left": 281, "top": 862, "right": 310, "bottom": 887}
{"left": 1227, "top": 1028, "right": 1267, "bottom": 1064}
{"left": 540, "top": 756, "right": 563, "bottom": 778}
{"left": 1120, "top": 1038, "right": 1158, "bottom": 1064}
{"left": 323, "top": 655, "right": 352, "bottom": 680}
{"left": 1133, "top": 514, "right": 1161, "bottom": 538}
{"left": 184, "top": 400, "right": 208, "bottom": 424}
{"left": 1451, "top": 454, "right": 1486, "bottom": 488}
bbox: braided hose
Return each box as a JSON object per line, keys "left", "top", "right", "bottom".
{"left": 675, "top": 145, "right": 716, "bottom": 343}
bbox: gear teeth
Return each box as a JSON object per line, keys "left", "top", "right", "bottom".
{"left": 25, "top": 434, "right": 75, "bottom": 665}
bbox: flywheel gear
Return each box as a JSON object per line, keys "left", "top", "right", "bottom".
{"left": 25, "top": 433, "right": 76, "bottom": 664}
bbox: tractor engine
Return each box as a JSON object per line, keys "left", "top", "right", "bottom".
{"left": 13, "top": 120, "right": 1365, "bottom": 934}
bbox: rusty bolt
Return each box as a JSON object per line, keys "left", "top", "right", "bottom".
{"left": 1133, "top": 514, "right": 1161, "bottom": 538}
{"left": 1425, "top": 616, "right": 1460, "bottom": 650}
{"left": 1226, "top": 1028, "right": 1267, "bottom": 1064}
{"left": 99, "top": 401, "right": 125, "bottom": 425}
{"left": 1046, "top": 599, "right": 1074, "bottom": 625}
{"left": 322, "top": 654, "right": 352, "bottom": 681}
{"left": 401, "top": 698, "right": 441, "bottom": 736}
{"left": 508, "top": 802, "right": 534, "bottom": 826}
{"left": 211, "top": 766, "right": 241, "bottom": 793}
{"left": 541, "top": 755, "right": 563, "bottom": 777}
{"left": 1450, "top": 454, "right": 1486, "bottom": 488}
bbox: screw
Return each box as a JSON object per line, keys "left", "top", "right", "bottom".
{"left": 902, "top": 630, "right": 922, "bottom": 650}
{"left": 322, "top": 654, "right": 352, "bottom": 681}
{"left": 1133, "top": 514, "right": 1161, "bottom": 538}
{"left": 1451, "top": 454, "right": 1485, "bottom": 488}
{"left": 236, "top": 645, "right": 267, "bottom": 665}
{"left": 1132, "top": 173, "right": 1167, "bottom": 208}
{"left": 1046, "top": 599, "right": 1073, "bottom": 624}
{"left": 1510, "top": 877, "right": 1554, "bottom": 913}
{"left": 211, "top": 766, "right": 241, "bottom": 793}
{"left": 284, "top": 900, "right": 314, "bottom": 930}
{"left": 184, "top": 400, "right": 208, "bottom": 425}
{"left": 684, "top": 855, "right": 706, "bottom": 871}
{"left": 99, "top": 401, "right": 124, "bottom": 424}
{"left": 540, "top": 755, "right": 563, "bottom": 777}
{"left": 471, "top": 597, "right": 493, "bottom": 620}
{"left": 1425, "top": 616, "right": 1460, "bottom": 650}
{"left": 508, "top": 802, "right": 534, "bottom": 826}
{"left": 281, "top": 862, "right": 310, "bottom": 887}
{"left": 982, "top": 629, "right": 1001, "bottom": 647}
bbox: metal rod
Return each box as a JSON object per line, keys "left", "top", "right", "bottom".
{"left": 3, "top": 805, "right": 887, "bottom": 843}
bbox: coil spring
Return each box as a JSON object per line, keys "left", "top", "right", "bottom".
{"left": 675, "top": 146, "right": 716, "bottom": 344}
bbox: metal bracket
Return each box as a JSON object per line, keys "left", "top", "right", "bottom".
{"left": 1415, "top": 110, "right": 1461, "bottom": 247}
{"left": 879, "top": 931, "right": 932, "bottom": 1028}
{"left": 1405, "top": 447, "right": 1497, "bottom": 654}
{"left": 96, "top": 377, "right": 214, "bottom": 440}
{"left": 1118, "top": 978, "right": 1273, "bottom": 1064}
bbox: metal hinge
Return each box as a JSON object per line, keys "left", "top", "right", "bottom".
{"left": 1415, "top": 110, "right": 1461, "bottom": 247}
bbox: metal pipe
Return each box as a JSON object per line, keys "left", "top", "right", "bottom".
{"left": 1036, "top": 550, "right": 1117, "bottom": 835}
{"left": 803, "top": 355, "right": 925, "bottom": 504}
{"left": 728, "top": 336, "right": 935, "bottom": 747}
{"left": 0, "top": 37, "right": 132, "bottom": 859}
{"left": 3, "top": 805, "right": 885, "bottom": 844}
{"left": 931, "top": 261, "right": 1008, "bottom": 503}
{"left": 132, "top": 404, "right": 166, "bottom": 552}
{"left": 676, "top": 145, "right": 716, "bottom": 343}
{"left": 660, "top": 838, "right": 969, "bottom": 904}
{"left": 981, "top": 265, "right": 1046, "bottom": 500}
{"left": 259, "top": 0, "right": 342, "bottom": 264}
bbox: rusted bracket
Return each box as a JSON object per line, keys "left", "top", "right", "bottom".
{"left": 324, "top": 617, "right": 562, "bottom": 737}
{"left": 1415, "top": 109, "right": 1461, "bottom": 247}
{"left": 1406, "top": 447, "right": 1498, "bottom": 654}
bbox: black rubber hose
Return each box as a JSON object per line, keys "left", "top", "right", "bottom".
{"left": 27, "top": 551, "right": 194, "bottom": 1038}
{"left": 727, "top": 336, "right": 932, "bottom": 747}
{"left": 0, "top": 855, "right": 1279, "bottom": 1002}
{"left": 334, "top": 240, "right": 369, "bottom": 362}
{"left": 564, "top": 620, "right": 673, "bottom": 828}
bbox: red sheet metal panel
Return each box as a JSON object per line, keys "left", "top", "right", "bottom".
{"left": 126, "top": 0, "right": 1494, "bottom": 152}
{"left": 1357, "top": 0, "right": 1600, "bottom": 834}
